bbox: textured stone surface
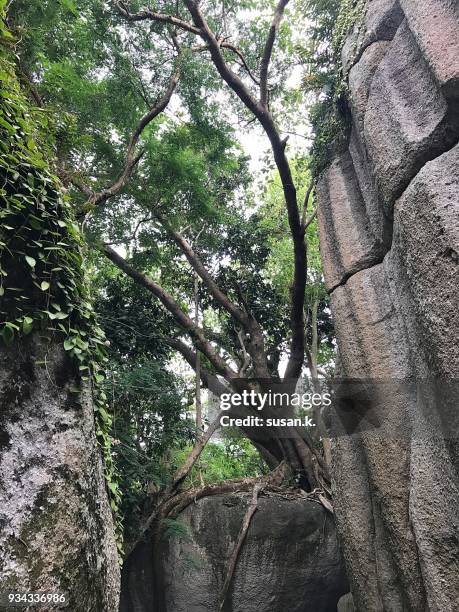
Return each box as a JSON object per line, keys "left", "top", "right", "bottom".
{"left": 348, "top": 41, "right": 390, "bottom": 133}
{"left": 342, "top": 0, "right": 404, "bottom": 76}
{"left": 0, "top": 337, "right": 120, "bottom": 611}
{"left": 330, "top": 264, "right": 410, "bottom": 377}
{"left": 364, "top": 19, "right": 457, "bottom": 207}
{"left": 317, "top": 1, "right": 459, "bottom": 610}
{"left": 337, "top": 593, "right": 355, "bottom": 612}
{"left": 348, "top": 130, "right": 392, "bottom": 245}
{"left": 121, "top": 494, "right": 349, "bottom": 612}
{"left": 400, "top": 0, "right": 459, "bottom": 99}
{"left": 317, "top": 153, "right": 386, "bottom": 292}
{"left": 388, "top": 144, "right": 459, "bottom": 378}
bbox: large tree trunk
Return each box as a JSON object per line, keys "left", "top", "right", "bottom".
{"left": 317, "top": 1, "right": 459, "bottom": 610}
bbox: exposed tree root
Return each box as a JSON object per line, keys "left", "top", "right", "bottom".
{"left": 161, "top": 460, "right": 288, "bottom": 521}
{"left": 218, "top": 482, "right": 264, "bottom": 612}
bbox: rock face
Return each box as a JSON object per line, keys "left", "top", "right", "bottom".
{"left": 0, "top": 338, "right": 120, "bottom": 611}
{"left": 317, "top": 2, "right": 459, "bottom": 611}
{"left": 120, "top": 493, "right": 349, "bottom": 612}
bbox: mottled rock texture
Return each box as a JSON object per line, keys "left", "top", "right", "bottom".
{"left": 120, "top": 493, "right": 348, "bottom": 612}
{"left": 318, "top": 1, "right": 459, "bottom": 610}
{"left": 0, "top": 338, "right": 120, "bottom": 611}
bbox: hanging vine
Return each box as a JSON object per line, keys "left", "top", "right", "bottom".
{"left": 0, "top": 10, "right": 123, "bottom": 554}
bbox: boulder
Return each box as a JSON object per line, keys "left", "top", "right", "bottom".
{"left": 0, "top": 338, "right": 120, "bottom": 611}
{"left": 317, "top": 1, "right": 459, "bottom": 609}
{"left": 363, "top": 20, "right": 456, "bottom": 207}
{"left": 387, "top": 143, "right": 459, "bottom": 378}
{"left": 341, "top": 0, "right": 404, "bottom": 76}
{"left": 121, "top": 493, "right": 349, "bottom": 612}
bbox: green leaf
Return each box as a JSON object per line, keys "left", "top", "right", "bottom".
{"left": 1, "top": 325, "right": 14, "bottom": 345}
{"left": 64, "top": 338, "right": 75, "bottom": 350}
{"left": 25, "top": 255, "right": 36, "bottom": 268}
{"left": 22, "top": 316, "right": 34, "bottom": 335}
{"left": 60, "top": 0, "right": 78, "bottom": 16}
{"left": 40, "top": 281, "right": 50, "bottom": 291}
{"left": 54, "top": 311, "right": 68, "bottom": 319}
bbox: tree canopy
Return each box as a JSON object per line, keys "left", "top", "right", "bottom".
{"left": 5, "top": 0, "right": 339, "bottom": 543}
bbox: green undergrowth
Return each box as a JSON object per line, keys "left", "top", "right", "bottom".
{"left": 173, "top": 434, "right": 269, "bottom": 489}
{"left": 0, "top": 8, "right": 123, "bottom": 554}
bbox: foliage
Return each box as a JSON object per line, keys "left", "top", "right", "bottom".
{"left": 332, "top": 0, "right": 367, "bottom": 70}
{"left": 173, "top": 434, "right": 268, "bottom": 489}
{"left": 299, "top": 0, "right": 366, "bottom": 179}
{"left": 161, "top": 518, "right": 193, "bottom": 543}
{"left": 0, "top": 19, "right": 123, "bottom": 551}
{"left": 107, "top": 360, "right": 195, "bottom": 543}
{"left": 7, "top": 0, "right": 340, "bottom": 540}
{"left": 259, "top": 158, "right": 334, "bottom": 364}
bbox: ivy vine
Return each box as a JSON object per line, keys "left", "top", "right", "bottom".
{"left": 309, "top": 0, "right": 367, "bottom": 179}
{"left": 0, "top": 17, "right": 123, "bottom": 554}
{"left": 332, "top": 0, "right": 367, "bottom": 92}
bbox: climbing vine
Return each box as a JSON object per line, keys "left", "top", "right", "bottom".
{"left": 332, "top": 0, "right": 366, "bottom": 79}
{"left": 0, "top": 9, "right": 123, "bottom": 553}
{"left": 307, "top": 0, "right": 367, "bottom": 179}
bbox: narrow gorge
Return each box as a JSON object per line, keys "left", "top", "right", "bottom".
{"left": 0, "top": 1, "right": 458, "bottom": 611}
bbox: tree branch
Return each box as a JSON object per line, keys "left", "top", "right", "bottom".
{"left": 115, "top": 1, "right": 201, "bottom": 35}
{"left": 183, "top": 0, "right": 305, "bottom": 381}
{"left": 300, "top": 181, "right": 314, "bottom": 230}
{"left": 115, "top": 0, "right": 307, "bottom": 383}
{"left": 162, "top": 461, "right": 288, "bottom": 520}
{"left": 237, "top": 330, "right": 251, "bottom": 376}
{"left": 220, "top": 41, "right": 260, "bottom": 86}
{"left": 155, "top": 211, "right": 250, "bottom": 328}
{"left": 168, "top": 414, "right": 221, "bottom": 493}
{"left": 218, "top": 482, "right": 263, "bottom": 611}
{"left": 259, "top": 0, "right": 290, "bottom": 107}
{"left": 101, "top": 244, "right": 238, "bottom": 382}
{"left": 167, "top": 338, "right": 231, "bottom": 398}
{"left": 302, "top": 206, "right": 317, "bottom": 232}
{"left": 79, "top": 67, "right": 179, "bottom": 212}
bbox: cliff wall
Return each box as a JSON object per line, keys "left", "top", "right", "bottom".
{"left": 317, "top": 1, "right": 459, "bottom": 609}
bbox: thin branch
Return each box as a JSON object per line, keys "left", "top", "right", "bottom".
{"left": 237, "top": 330, "right": 251, "bottom": 376}
{"left": 300, "top": 181, "right": 314, "bottom": 229}
{"left": 115, "top": 1, "right": 201, "bottom": 35}
{"left": 168, "top": 413, "right": 221, "bottom": 493}
{"left": 80, "top": 68, "right": 179, "bottom": 212}
{"left": 167, "top": 338, "right": 231, "bottom": 397}
{"left": 302, "top": 206, "right": 317, "bottom": 232}
{"left": 104, "top": 215, "right": 154, "bottom": 245}
{"left": 162, "top": 461, "right": 288, "bottom": 520}
{"left": 155, "top": 413, "right": 219, "bottom": 507}
{"left": 220, "top": 41, "right": 260, "bottom": 86}
{"left": 154, "top": 211, "right": 250, "bottom": 329}
{"left": 218, "top": 482, "right": 263, "bottom": 611}
{"left": 259, "top": 0, "right": 290, "bottom": 107}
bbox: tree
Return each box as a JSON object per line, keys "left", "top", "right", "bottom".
{"left": 8, "top": 0, "right": 332, "bottom": 500}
